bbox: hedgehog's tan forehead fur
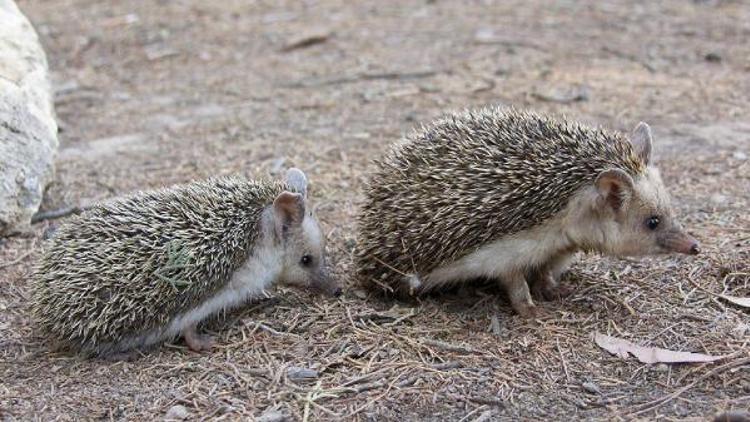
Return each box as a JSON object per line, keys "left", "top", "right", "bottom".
{"left": 32, "top": 176, "right": 289, "bottom": 355}
{"left": 356, "top": 106, "right": 645, "bottom": 290}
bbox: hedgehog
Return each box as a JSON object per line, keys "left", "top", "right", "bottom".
{"left": 356, "top": 106, "right": 700, "bottom": 317}
{"left": 32, "top": 168, "right": 341, "bottom": 357}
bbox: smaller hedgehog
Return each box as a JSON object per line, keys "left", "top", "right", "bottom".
{"left": 32, "top": 168, "right": 340, "bottom": 357}
{"left": 356, "top": 107, "right": 700, "bottom": 317}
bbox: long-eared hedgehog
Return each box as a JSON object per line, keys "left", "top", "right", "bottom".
{"left": 356, "top": 106, "right": 699, "bottom": 317}
{"left": 32, "top": 168, "right": 341, "bottom": 357}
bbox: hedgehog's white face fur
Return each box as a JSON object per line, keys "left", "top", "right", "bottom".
{"left": 270, "top": 169, "right": 341, "bottom": 297}
{"left": 565, "top": 123, "right": 699, "bottom": 257}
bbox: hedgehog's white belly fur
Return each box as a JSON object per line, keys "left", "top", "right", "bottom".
{"left": 418, "top": 221, "right": 575, "bottom": 289}
{"left": 166, "top": 247, "right": 282, "bottom": 337}
{"left": 113, "top": 245, "right": 282, "bottom": 353}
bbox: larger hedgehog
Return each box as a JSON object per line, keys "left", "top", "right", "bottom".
{"left": 356, "top": 107, "right": 699, "bottom": 317}
{"left": 32, "top": 168, "right": 340, "bottom": 357}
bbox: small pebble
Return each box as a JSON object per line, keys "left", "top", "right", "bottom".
{"left": 164, "top": 405, "right": 190, "bottom": 421}
{"left": 733, "top": 151, "right": 747, "bottom": 160}
{"left": 352, "top": 288, "right": 368, "bottom": 299}
{"left": 474, "top": 410, "right": 495, "bottom": 422}
{"left": 287, "top": 366, "right": 318, "bottom": 381}
{"left": 655, "top": 363, "right": 670, "bottom": 372}
{"left": 347, "top": 344, "right": 365, "bottom": 358}
{"left": 710, "top": 193, "right": 728, "bottom": 205}
{"left": 733, "top": 323, "right": 749, "bottom": 339}
{"left": 582, "top": 381, "right": 602, "bottom": 395}
{"left": 257, "top": 408, "right": 289, "bottom": 422}
{"left": 474, "top": 27, "right": 495, "bottom": 42}
{"left": 704, "top": 52, "right": 722, "bottom": 63}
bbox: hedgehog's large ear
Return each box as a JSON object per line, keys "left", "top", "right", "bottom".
{"left": 595, "top": 169, "right": 634, "bottom": 212}
{"left": 285, "top": 168, "right": 308, "bottom": 198}
{"left": 273, "top": 191, "right": 305, "bottom": 236}
{"left": 630, "top": 122, "right": 652, "bottom": 166}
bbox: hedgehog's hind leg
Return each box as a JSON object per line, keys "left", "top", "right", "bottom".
{"left": 182, "top": 323, "right": 215, "bottom": 352}
{"left": 504, "top": 274, "right": 543, "bottom": 318}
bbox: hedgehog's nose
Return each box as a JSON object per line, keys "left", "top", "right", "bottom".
{"left": 689, "top": 243, "right": 700, "bottom": 255}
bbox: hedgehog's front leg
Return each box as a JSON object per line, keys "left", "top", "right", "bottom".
{"left": 530, "top": 270, "right": 574, "bottom": 301}
{"left": 182, "top": 323, "right": 215, "bottom": 351}
{"left": 504, "top": 274, "right": 542, "bottom": 318}
{"left": 529, "top": 253, "right": 576, "bottom": 301}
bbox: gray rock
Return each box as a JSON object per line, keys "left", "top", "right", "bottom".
{"left": 0, "top": 0, "right": 58, "bottom": 236}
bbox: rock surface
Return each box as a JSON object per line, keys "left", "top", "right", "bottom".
{"left": 0, "top": 0, "right": 57, "bottom": 236}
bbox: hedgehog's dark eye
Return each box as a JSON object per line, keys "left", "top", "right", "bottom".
{"left": 646, "top": 216, "right": 660, "bottom": 230}
{"left": 300, "top": 255, "right": 313, "bottom": 267}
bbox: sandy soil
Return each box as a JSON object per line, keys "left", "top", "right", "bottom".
{"left": 2, "top": 0, "right": 749, "bottom": 420}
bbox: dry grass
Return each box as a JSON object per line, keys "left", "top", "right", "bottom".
{"left": 2, "top": 0, "right": 749, "bottom": 420}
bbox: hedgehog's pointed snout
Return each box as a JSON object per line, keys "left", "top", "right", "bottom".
{"left": 310, "top": 267, "right": 342, "bottom": 298}
{"left": 322, "top": 276, "right": 343, "bottom": 298}
{"left": 321, "top": 281, "right": 343, "bottom": 298}
{"left": 678, "top": 234, "right": 700, "bottom": 256}
{"left": 659, "top": 230, "right": 700, "bottom": 256}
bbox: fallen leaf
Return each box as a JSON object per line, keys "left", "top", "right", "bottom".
{"left": 719, "top": 294, "right": 750, "bottom": 308}
{"left": 685, "top": 277, "right": 750, "bottom": 309}
{"left": 594, "top": 333, "right": 726, "bottom": 364}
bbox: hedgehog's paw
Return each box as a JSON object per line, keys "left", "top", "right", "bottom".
{"left": 548, "top": 283, "right": 574, "bottom": 300}
{"left": 183, "top": 326, "right": 215, "bottom": 352}
{"left": 506, "top": 277, "right": 545, "bottom": 319}
{"left": 185, "top": 333, "right": 215, "bottom": 352}
{"left": 532, "top": 281, "right": 574, "bottom": 302}
{"left": 514, "top": 303, "right": 547, "bottom": 319}
{"left": 531, "top": 272, "right": 573, "bottom": 302}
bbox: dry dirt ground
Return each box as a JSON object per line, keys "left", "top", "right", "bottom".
{"left": 2, "top": 0, "right": 749, "bottom": 420}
